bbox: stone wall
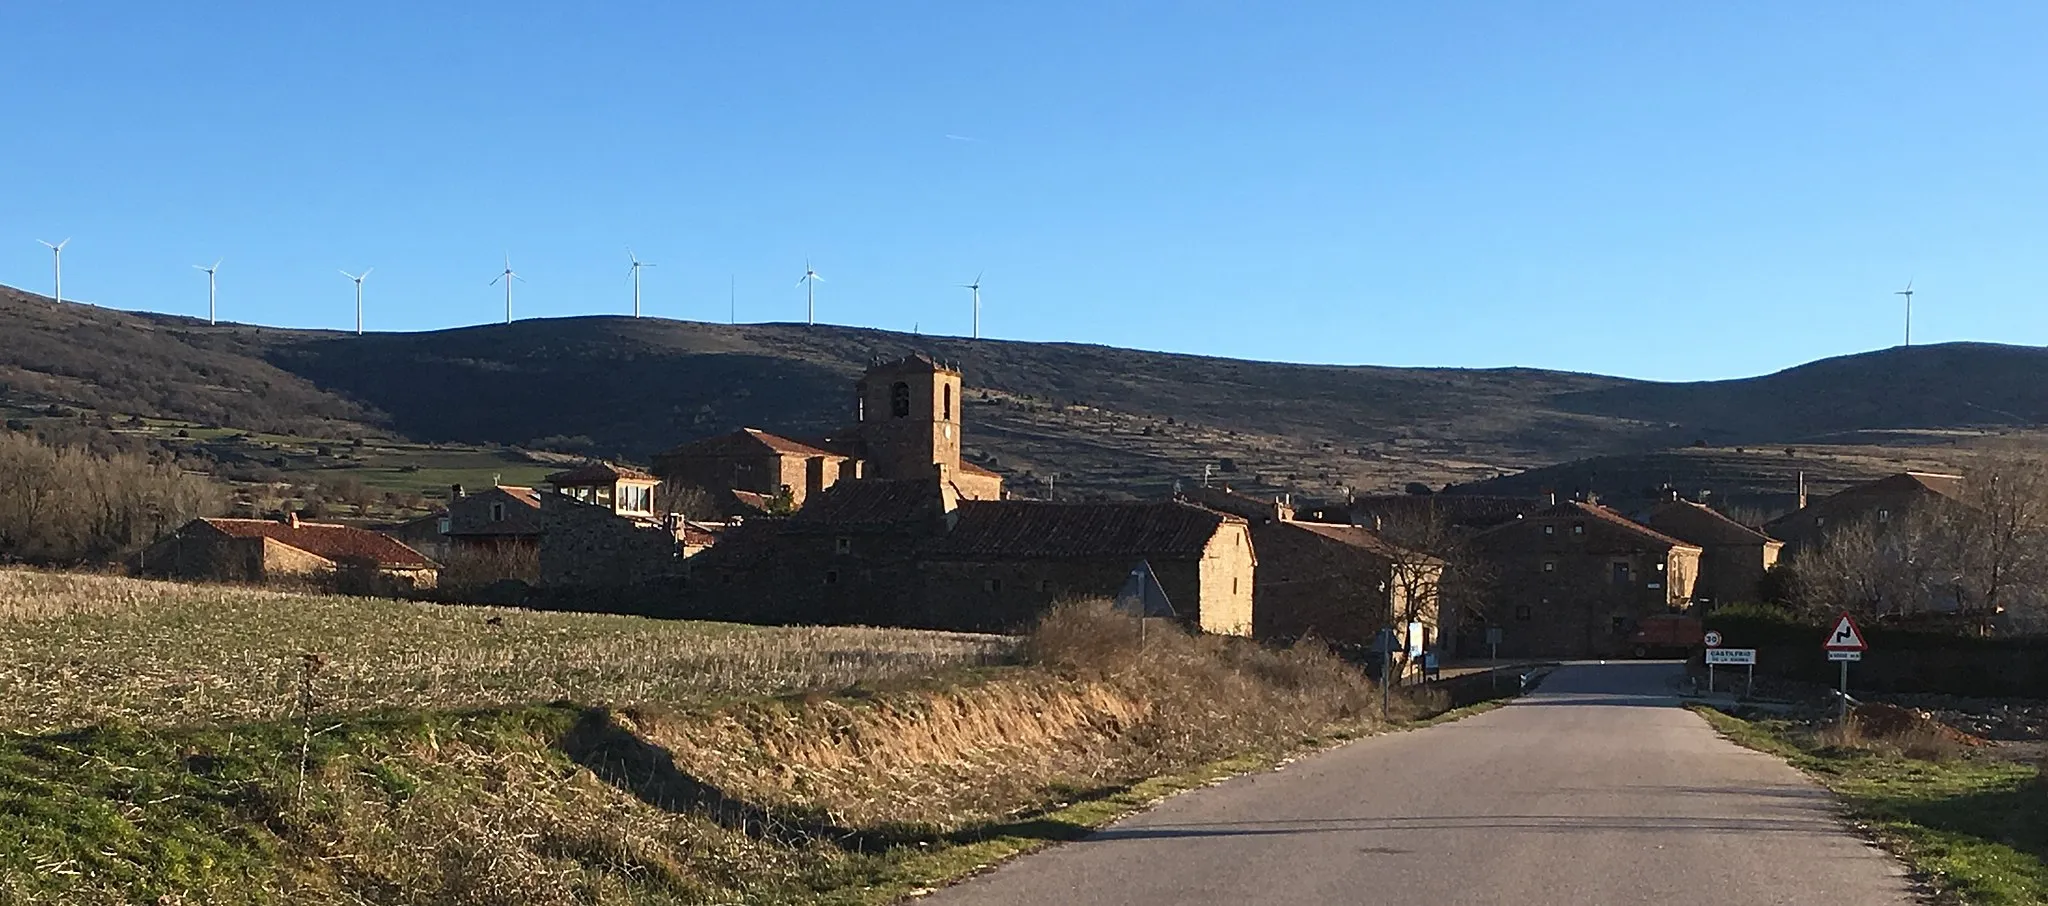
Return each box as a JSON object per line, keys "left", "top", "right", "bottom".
{"left": 1196, "top": 522, "right": 1255, "bottom": 635}
{"left": 538, "top": 494, "right": 684, "bottom": 589}
{"left": 1694, "top": 542, "right": 1776, "bottom": 607}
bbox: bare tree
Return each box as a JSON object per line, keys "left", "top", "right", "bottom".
{"left": 1373, "top": 503, "right": 1499, "bottom": 653}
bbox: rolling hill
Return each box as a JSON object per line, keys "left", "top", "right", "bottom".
{"left": 4, "top": 282, "right": 2045, "bottom": 499}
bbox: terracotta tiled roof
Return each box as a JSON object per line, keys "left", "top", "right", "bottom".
{"left": 545, "top": 461, "right": 656, "bottom": 486}
{"left": 958, "top": 460, "right": 1002, "bottom": 478}
{"left": 1858, "top": 472, "right": 1965, "bottom": 500}
{"left": 1643, "top": 500, "right": 1777, "bottom": 547}
{"left": 927, "top": 500, "right": 1236, "bottom": 560}
{"left": 728, "top": 489, "right": 773, "bottom": 513}
{"left": 1565, "top": 501, "right": 1699, "bottom": 549}
{"left": 788, "top": 479, "right": 942, "bottom": 528}
{"left": 1285, "top": 521, "right": 1441, "bottom": 564}
{"left": 862, "top": 352, "right": 959, "bottom": 376}
{"left": 498, "top": 486, "right": 541, "bottom": 507}
{"left": 658, "top": 428, "right": 843, "bottom": 462}
{"left": 200, "top": 518, "right": 438, "bottom": 569}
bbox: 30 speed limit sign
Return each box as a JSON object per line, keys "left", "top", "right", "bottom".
{"left": 1703, "top": 630, "right": 1723, "bottom": 648}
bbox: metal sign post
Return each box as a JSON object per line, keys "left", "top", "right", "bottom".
{"left": 1823, "top": 613, "right": 1869, "bottom": 719}
{"left": 1703, "top": 630, "right": 1723, "bottom": 694}
{"left": 1486, "top": 626, "right": 1503, "bottom": 694}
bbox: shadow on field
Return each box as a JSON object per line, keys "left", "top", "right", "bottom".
{"left": 561, "top": 707, "right": 1140, "bottom": 854}
{"left": 562, "top": 708, "right": 904, "bottom": 852}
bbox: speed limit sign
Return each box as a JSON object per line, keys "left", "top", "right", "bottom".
{"left": 1703, "top": 630, "right": 1723, "bottom": 648}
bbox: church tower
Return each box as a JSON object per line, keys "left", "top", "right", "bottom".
{"left": 854, "top": 354, "right": 962, "bottom": 481}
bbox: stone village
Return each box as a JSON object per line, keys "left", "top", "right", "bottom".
{"left": 137, "top": 353, "right": 1978, "bottom": 675}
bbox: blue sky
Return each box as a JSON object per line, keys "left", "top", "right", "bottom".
{"left": 5, "top": 3, "right": 2045, "bottom": 381}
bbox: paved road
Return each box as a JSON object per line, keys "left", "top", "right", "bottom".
{"left": 925, "top": 662, "right": 1913, "bottom": 905}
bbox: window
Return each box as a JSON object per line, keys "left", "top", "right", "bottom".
{"left": 1038, "top": 579, "right": 1052, "bottom": 592}
{"left": 983, "top": 578, "right": 1002, "bottom": 593}
{"left": 489, "top": 502, "right": 506, "bottom": 522}
{"left": 1232, "top": 577, "right": 1239, "bottom": 595}
{"left": 835, "top": 537, "right": 852, "bottom": 555}
{"left": 1878, "top": 509, "right": 1891, "bottom": 523}
{"left": 1514, "top": 604, "right": 1533, "bottom": 622}
{"left": 824, "top": 570, "right": 839, "bottom": 586}
{"left": 1572, "top": 522, "right": 1586, "bottom": 535}
{"left": 1612, "top": 562, "right": 1632, "bottom": 585}
{"left": 943, "top": 385, "right": 953, "bottom": 421}
{"left": 1543, "top": 525, "right": 1555, "bottom": 536}
{"left": 891, "top": 381, "right": 911, "bottom": 418}
{"left": 1542, "top": 561, "right": 1556, "bottom": 573}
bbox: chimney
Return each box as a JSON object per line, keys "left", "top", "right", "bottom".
{"left": 284, "top": 511, "right": 300, "bottom": 529}
{"left": 1373, "top": 514, "right": 1384, "bottom": 532}
{"left": 451, "top": 484, "right": 466, "bottom": 500}
{"left": 1797, "top": 471, "right": 1808, "bottom": 510}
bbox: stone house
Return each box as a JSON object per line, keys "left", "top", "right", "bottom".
{"left": 1471, "top": 501, "right": 1701, "bottom": 659}
{"left": 137, "top": 514, "right": 439, "bottom": 592}
{"left": 1182, "top": 486, "right": 1442, "bottom": 666}
{"left": 443, "top": 484, "right": 544, "bottom": 553}
{"left": 537, "top": 461, "right": 684, "bottom": 588}
{"left": 653, "top": 355, "right": 1003, "bottom": 513}
{"left": 1765, "top": 471, "right": 1965, "bottom": 555}
{"left": 652, "top": 428, "right": 848, "bottom": 514}
{"left": 684, "top": 473, "right": 1255, "bottom": 635}
{"left": 1641, "top": 498, "right": 1783, "bottom": 608}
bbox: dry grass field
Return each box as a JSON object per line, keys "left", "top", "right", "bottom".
{"left": 0, "top": 569, "right": 1012, "bottom": 733}
{"left": 0, "top": 576, "right": 1418, "bottom": 906}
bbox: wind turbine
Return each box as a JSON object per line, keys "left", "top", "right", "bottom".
{"left": 797, "top": 259, "right": 824, "bottom": 326}
{"left": 1895, "top": 279, "right": 1915, "bottom": 347}
{"left": 340, "top": 268, "right": 372, "bottom": 335}
{"left": 193, "top": 259, "right": 221, "bottom": 324}
{"left": 626, "top": 247, "right": 655, "bottom": 318}
{"left": 960, "top": 271, "right": 983, "bottom": 339}
{"left": 37, "top": 239, "right": 68, "bottom": 304}
{"left": 490, "top": 255, "right": 523, "bottom": 324}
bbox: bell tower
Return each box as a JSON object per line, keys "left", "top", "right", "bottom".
{"left": 854, "top": 354, "right": 962, "bottom": 481}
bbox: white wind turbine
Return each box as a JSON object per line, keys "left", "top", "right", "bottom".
{"left": 193, "top": 259, "right": 221, "bottom": 324}
{"left": 340, "top": 268, "right": 372, "bottom": 335}
{"left": 1896, "top": 279, "right": 1916, "bottom": 347}
{"left": 37, "top": 238, "right": 68, "bottom": 304}
{"left": 797, "top": 258, "right": 824, "bottom": 326}
{"left": 960, "top": 271, "right": 983, "bottom": 339}
{"left": 490, "top": 254, "right": 523, "bottom": 324}
{"left": 627, "top": 247, "right": 656, "bottom": 318}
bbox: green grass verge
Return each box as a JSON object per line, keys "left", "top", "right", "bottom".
{"left": 1695, "top": 706, "right": 2048, "bottom": 905}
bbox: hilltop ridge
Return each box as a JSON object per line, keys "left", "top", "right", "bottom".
{"left": 4, "top": 282, "right": 2044, "bottom": 498}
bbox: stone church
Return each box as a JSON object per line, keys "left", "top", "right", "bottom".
{"left": 654, "top": 354, "right": 1003, "bottom": 513}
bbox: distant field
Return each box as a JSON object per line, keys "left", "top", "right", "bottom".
{"left": 0, "top": 569, "right": 1014, "bottom": 733}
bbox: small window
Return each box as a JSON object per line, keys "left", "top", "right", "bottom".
{"left": 1572, "top": 522, "right": 1586, "bottom": 535}
{"left": 983, "top": 578, "right": 1002, "bottom": 593}
{"left": 1878, "top": 509, "right": 1891, "bottom": 523}
{"left": 824, "top": 570, "right": 839, "bottom": 586}
{"left": 943, "top": 385, "right": 953, "bottom": 421}
{"left": 1515, "top": 604, "right": 1533, "bottom": 622}
{"left": 1232, "top": 577, "right": 1239, "bottom": 595}
{"left": 891, "top": 382, "right": 912, "bottom": 418}
{"left": 490, "top": 503, "right": 506, "bottom": 522}
{"left": 1038, "top": 579, "right": 1052, "bottom": 592}
{"left": 1612, "top": 562, "right": 1631, "bottom": 585}
{"left": 1816, "top": 516, "right": 1827, "bottom": 527}
{"left": 835, "top": 537, "right": 852, "bottom": 555}
{"left": 1542, "top": 561, "right": 1556, "bottom": 573}
{"left": 1543, "top": 525, "right": 1555, "bottom": 536}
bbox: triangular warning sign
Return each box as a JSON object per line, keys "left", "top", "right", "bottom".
{"left": 1823, "top": 613, "right": 1868, "bottom": 652}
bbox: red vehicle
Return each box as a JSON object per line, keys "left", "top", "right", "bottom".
{"left": 1630, "top": 614, "right": 1704, "bottom": 658}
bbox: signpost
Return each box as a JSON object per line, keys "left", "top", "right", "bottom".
{"left": 1485, "top": 626, "right": 1503, "bottom": 692}
{"left": 1705, "top": 647, "right": 1757, "bottom": 696}
{"left": 1703, "top": 630, "right": 1724, "bottom": 692}
{"left": 1823, "top": 613, "right": 1869, "bottom": 717}
{"left": 1113, "top": 560, "right": 1177, "bottom": 649}
{"left": 1373, "top": 627, "right": 1401, "bottom": 720}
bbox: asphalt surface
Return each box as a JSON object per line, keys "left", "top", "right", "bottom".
{"left": 923, "top": 661, "right": 1914, "bottom": 905}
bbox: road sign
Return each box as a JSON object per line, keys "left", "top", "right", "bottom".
{"left": 1485, "top": 627, "right": 1504, "bottom": 646}
{"left": 1703, "top": 630, "right": 1723, "bottom": 648}
{"left": 1705, "top": 648, "right": 1755, "bottom": 665}
{"left": 1828, "top": 650, "right": 1863, "bottom": 662}
{"left": 1824, "top": 613, "right": 1868, "bottom": 652}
